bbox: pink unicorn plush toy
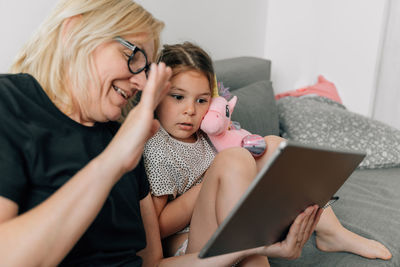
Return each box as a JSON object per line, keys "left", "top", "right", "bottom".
{"left": 200, "top": 81, "right": 266, "bottom": 157}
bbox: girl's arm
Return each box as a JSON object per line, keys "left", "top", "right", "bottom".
{"left": 153, "top": 182, "right": 203, "bottom": 238}
{"left": 138, "top": 194, "right": 164, "bottom": 267}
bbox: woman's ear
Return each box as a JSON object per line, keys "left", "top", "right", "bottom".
{"left": 61, "top": 15, "right": 82, "bottom": 44}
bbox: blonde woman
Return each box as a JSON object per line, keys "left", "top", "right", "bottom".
{"left": 0, "top": 1, "right": 320, "bottom": 266}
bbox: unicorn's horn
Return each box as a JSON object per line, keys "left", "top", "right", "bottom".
{"left": 212, "top": 75, "right": 219, "bottom": 98}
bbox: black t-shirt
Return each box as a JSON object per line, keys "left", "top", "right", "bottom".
{"left": 0, "top": 73, "right": 150, "bottom": 266}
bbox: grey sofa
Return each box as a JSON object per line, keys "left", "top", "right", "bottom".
{"left": 214, "top": 57, "right": 400, "bottom": 266}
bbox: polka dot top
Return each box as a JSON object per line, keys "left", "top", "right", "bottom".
{"left": 143, "top": 126, "right": 217, "bottom": 199}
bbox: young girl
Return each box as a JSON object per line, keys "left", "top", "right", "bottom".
{"left": 143, "top": 42, "right": 392, "bottom": 265}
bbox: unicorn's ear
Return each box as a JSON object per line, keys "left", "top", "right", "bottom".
{"left": 228, "top": 96, "right": 237, "bottom": 115}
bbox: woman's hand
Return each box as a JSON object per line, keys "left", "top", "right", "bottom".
{"left": 101, "top": 63, "right": 172, "bottom": 177}
{"left": 257, "top": 205, "right": 322, "bottom": 259}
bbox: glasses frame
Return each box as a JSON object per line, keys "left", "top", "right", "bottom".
{"left": 114, "top": 36, "right": 150, "bottom": 78}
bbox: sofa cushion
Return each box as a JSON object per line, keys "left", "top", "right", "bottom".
{"left": 214, "top": 57, "right": 271, "bottom": 90}
{"left": 277, "top": 96, "right": 400, "bottom": 169}
{"left": 270, "top": 166, "right": 400, "bottom": 267}
{"left": 231, "top": 80, "right": 279, "bottom": 136}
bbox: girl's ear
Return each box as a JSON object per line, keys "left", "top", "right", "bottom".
{"left": 61, "top": 15, "right": 82, "bottom": 44}
{"left": 228, "top": 95, "right": 237, "bottom": 115}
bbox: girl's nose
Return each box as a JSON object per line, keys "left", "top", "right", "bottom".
{"left": 184, "top": 103, "right": 196, "bottom": 115}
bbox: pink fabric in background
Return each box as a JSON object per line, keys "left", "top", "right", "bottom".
{"left": 275, "top": 75, "right": 343, "bottom": 104}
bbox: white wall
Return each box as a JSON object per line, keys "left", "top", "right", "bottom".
{"left": 135, "top": 0, "right": 268, "bottom": 60}
{"left": 264, "top": 0, "right": 388, "bottom": 116}
{"left": 0, "top": 0, "right": 57, "bottom": 72}
{"left": 0, "top": 0, "right": 394, "bottom": 121}
{"left": 373, "top": 0, "right": 400, "bottom": 129}
{"left": 0, "top": 0, "right": 268, "bottom": 72}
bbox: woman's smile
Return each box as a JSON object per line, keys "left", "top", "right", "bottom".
{"left": 113, "top": 84, "right": 128, "bottom": 99}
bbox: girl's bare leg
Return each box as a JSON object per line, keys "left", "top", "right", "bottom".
{"left": 162, "top": 232, "right": 189, "bottom": 257}
{"left": 186, "top": 147, "right": 269, "bottom": 266}
{"left": 315, "top": 207, "right": 392, "bottom": 260}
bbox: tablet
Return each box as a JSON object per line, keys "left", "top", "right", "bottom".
{"left": 199, "top": 141, "right": 365, "bottom": 258}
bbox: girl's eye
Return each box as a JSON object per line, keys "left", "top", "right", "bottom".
{"left": 171, "top": 94, "right": 183, "bottom": 100}
{"left": 197, "top": 98, "right": 208, "bottom": 104}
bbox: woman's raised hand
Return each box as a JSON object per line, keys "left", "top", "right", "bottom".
{"left": 126, "top": 62, "right": 172, "bottom": 145}
{"left": 102, "top": 63, "right": 172, "bottom": 177}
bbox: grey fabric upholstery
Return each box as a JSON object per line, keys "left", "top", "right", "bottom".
{"left": 214, "top": 56, "right": 271, "bottom": 90}
{"left": 213, "top": 56, "right": 400, "bottom": 266}
{"left": 231, "top": 80, "right": 279, "bottom": 136}
{"left": 214, "top": 57, "right": 279, "bottom": 136}
{"left": 271, "top": 167, "right": 400, "bottom": 267}
{"left": 278, "top": 96, "right": 400, "bottom": 169}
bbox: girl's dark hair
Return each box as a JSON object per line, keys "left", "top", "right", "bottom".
{"left": 157, "top": 42, "right": 215, "bottom": 91}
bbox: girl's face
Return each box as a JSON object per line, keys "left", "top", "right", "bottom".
{"left": 156, "top": 70, "right": 212, "bottom": 143}
{"left": 72, "top": 33, "right": 154, "bottom": 126}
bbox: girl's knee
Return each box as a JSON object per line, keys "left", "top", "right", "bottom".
{"left": 216, "top": 147, "right": 255, "bottom": 168}
{"left": 213, "top": 147, "right": 257, "bottom": 182}
{"left": 264, "top": 135, "right": 285, "bottom": 148}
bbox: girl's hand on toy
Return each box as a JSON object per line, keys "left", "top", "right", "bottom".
{"left": 241, "top": 134, "right": 267, "bottom": 157}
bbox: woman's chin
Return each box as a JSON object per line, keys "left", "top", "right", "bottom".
{"left": 106, "top": 109, "right": 122, "bottom": 122}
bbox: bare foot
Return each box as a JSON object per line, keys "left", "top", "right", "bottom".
{"left": 315, "top": 227, "right": 392, "bottom": 260}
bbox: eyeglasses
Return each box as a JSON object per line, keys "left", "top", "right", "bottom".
{"left": 114, "top": 36, "right": 150, "bottom": 78}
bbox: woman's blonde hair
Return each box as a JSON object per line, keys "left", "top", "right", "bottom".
{"left": 11, "top": 0, "right": 164, "bottom": 115}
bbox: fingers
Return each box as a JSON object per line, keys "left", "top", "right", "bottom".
{"left": 140, "top": 62, "right": 172, "bottom": 110}
{"left": 262, "top": 210, "right": 307, "bottom": 259}
{"left": 284, "top": 205, "right": 319, "bottom": 258}
{"left": 285, "top": 210, "right": 306, "bottom": 250}
{"left": 299, "top": 205, "right": 319, "bottom": 247}
{"left": 287, "top": 207, "right": 311, "bottom": 243}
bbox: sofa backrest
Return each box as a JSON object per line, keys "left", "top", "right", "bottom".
{"left": 214, "top": 56, "right": 271, "bottom": 90}
{"left": 214, "top": 57, "right": 279, "bottom": 136}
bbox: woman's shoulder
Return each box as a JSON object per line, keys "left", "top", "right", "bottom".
{"left": 0, "top": 73, "right": 42, "bottom": 103}
{"left": 0, "top": 73, "right": 62, "bottom": 130}
{"left": 0, "top": 73, "right": 38, "bottom": 88}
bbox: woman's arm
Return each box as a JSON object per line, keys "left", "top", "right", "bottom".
{"left": 0, "top": 197, "right": 18, "bottom": 223}
{"left": 153, "top": 182, "right": 203, "bottom": 238}
{"left": 0, "top": 63, "right": 172, "bottom": 267}
{"left": 0, "top": 156, "right": 122, "bottom": 267}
